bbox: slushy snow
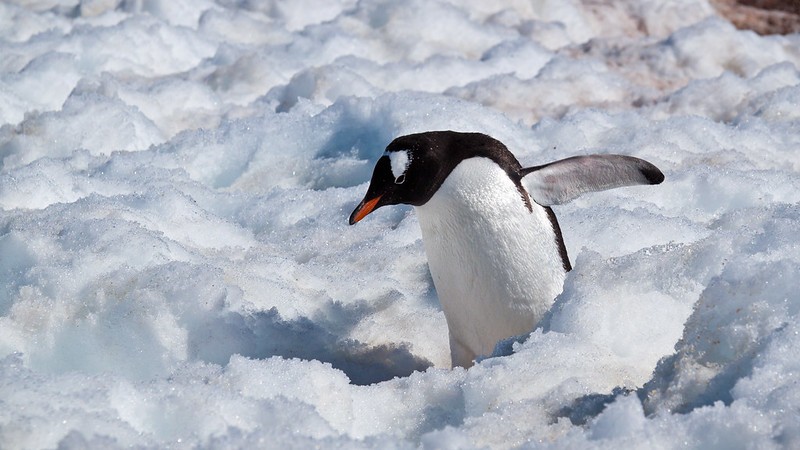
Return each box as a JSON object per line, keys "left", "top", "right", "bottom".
{"left": 1, "top": 0, "right": 799, "bottom": 448}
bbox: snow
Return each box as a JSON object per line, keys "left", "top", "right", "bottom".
{"left": 1, "top": 0, "right": 799, "bottom": 448}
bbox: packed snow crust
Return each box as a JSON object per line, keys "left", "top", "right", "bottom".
{"left": 1, "top": 0, "right": 799, "bottom": 448}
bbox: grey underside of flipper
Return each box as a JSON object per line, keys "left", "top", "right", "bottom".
{"left": 521, "top": 154, "right": 664, "bottom": 206}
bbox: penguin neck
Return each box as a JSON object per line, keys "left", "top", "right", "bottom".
{"left": 414, "top": 157, "right": 567, "bottom": 366}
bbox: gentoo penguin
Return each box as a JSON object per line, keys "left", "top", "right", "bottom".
{"left": 349, "top": 131, "right": 664, "bottom": 368}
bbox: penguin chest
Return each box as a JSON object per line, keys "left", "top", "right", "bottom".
{"left": 415, "top": 157, "right": 566, "bottom": 365}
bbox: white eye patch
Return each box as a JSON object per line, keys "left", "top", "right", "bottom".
{"left": 387, "top": 150, "right": 410, "bottom": 183}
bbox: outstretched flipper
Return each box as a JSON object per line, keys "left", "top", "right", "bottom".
{"left": 521, "top": 154, "right": 664, "bottom": 206}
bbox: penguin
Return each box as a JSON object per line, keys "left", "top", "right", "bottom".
{"left": 349, "top": 131, "right": 664, "bottom": 368}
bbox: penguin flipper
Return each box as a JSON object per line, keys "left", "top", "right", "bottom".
{"left": 521, "top": 154, "right": 664, "bottom": 206}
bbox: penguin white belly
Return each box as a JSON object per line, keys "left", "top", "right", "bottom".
{"left": 415, "top": 157, "right": 566, "bottom": 368}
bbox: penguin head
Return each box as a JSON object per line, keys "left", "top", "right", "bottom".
{"left": 349, "top": 131, "right": 521, "bottom": 224}
{"left": 348, "top": 135, "right": 437, "bottom": 224}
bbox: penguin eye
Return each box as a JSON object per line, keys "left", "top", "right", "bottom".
{"left": 387, "top": 150, "right": 411, "bottom": 185}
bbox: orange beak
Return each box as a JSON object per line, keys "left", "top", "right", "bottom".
{"left": 349, "top": 195, "right": 382, "bottom": 225}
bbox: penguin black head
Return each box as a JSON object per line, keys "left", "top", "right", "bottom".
{"left": 348, "top": 131, "right": 523, "bottom": 224}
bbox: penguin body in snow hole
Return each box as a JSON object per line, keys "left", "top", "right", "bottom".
{"left": 349, "top": 131, "right": 664, "bottom": 368}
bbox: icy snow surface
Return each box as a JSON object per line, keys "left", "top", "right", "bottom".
{"left": 1, "top": 0, "right": 800, "bottom": 448}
